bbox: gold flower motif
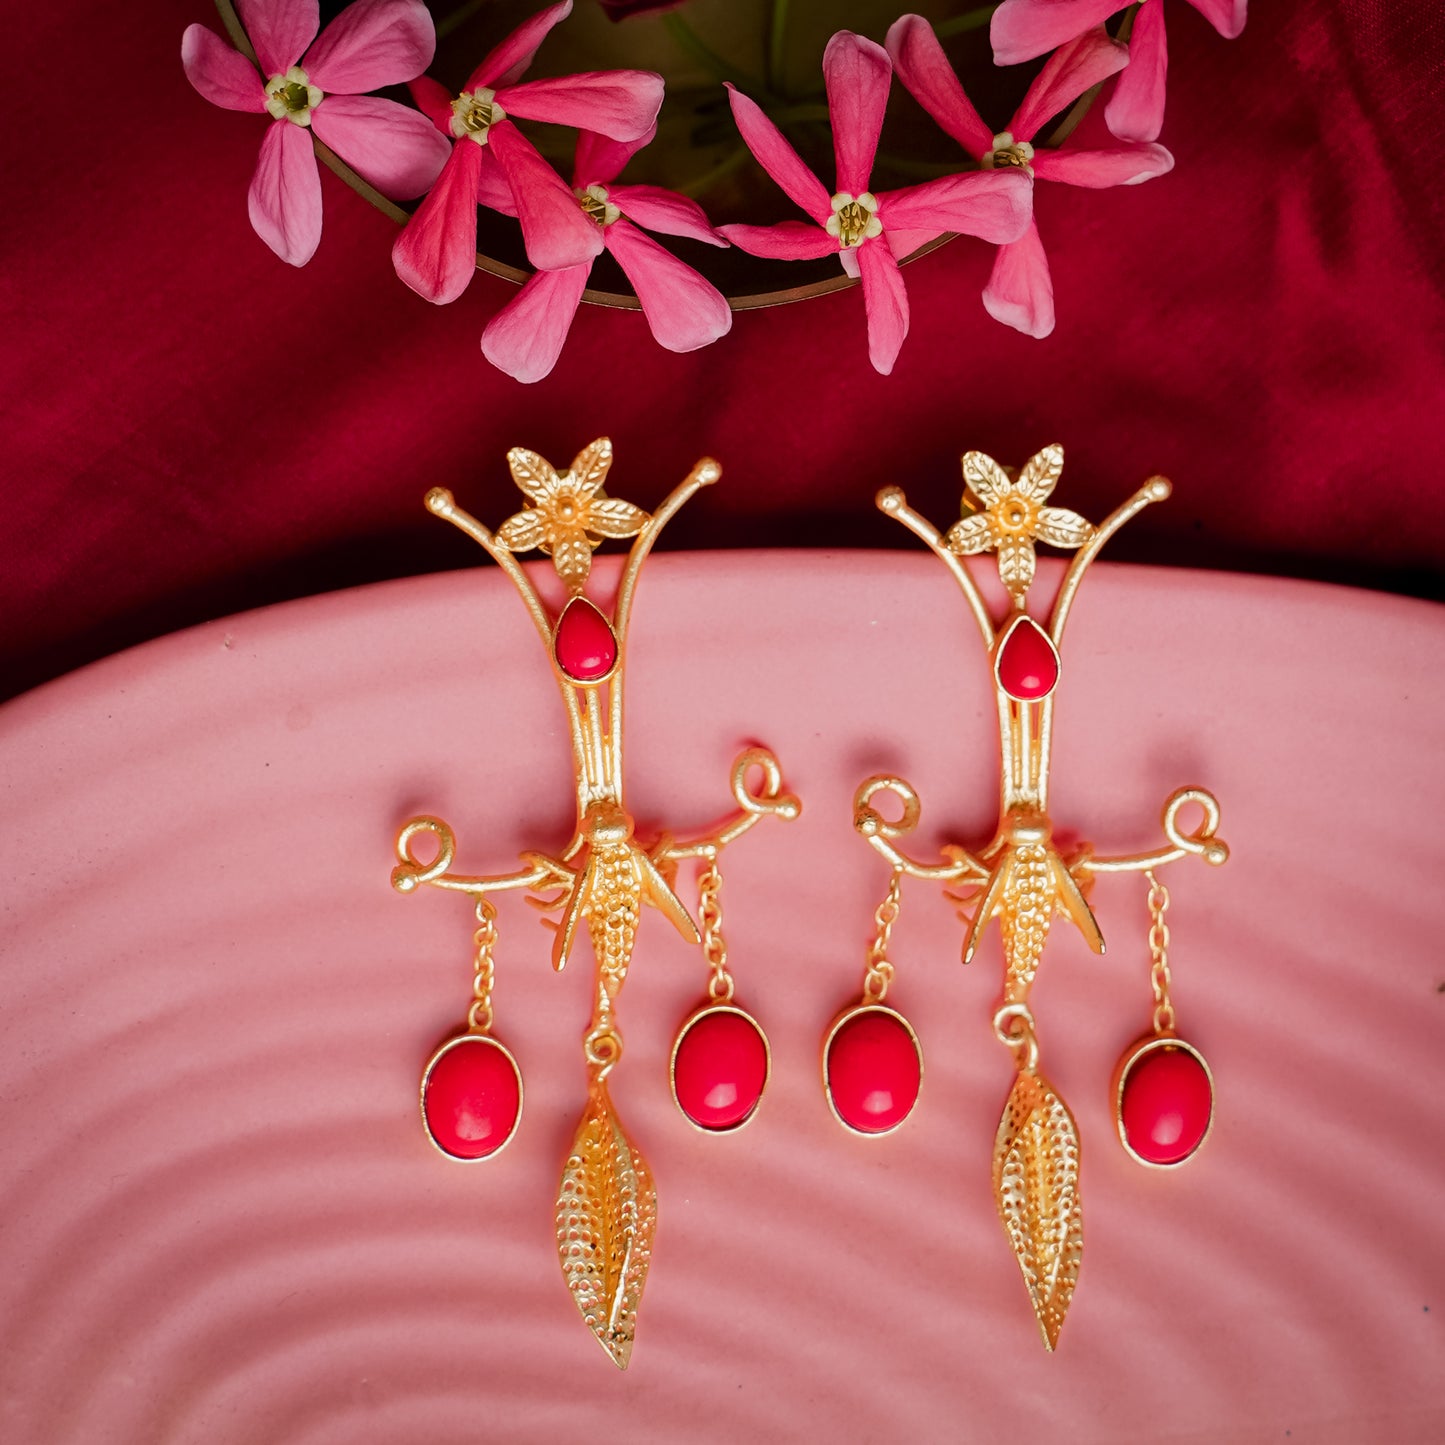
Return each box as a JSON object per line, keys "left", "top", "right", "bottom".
{"left": 495, "top": 438, "right": 650, "bottom": 590}
{"left": 943, "top": 445, "right": 1095, "bottom": 600}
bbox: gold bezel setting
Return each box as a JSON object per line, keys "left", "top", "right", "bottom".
{"left": 1111, "top": 1032, "right": 1216, "bottom": 1170}
{"left": 821, "top": 1001, "right": 924, "bottom": 1139}
{"left": 668, "top": 1001, "right": 772, "bottom": 1135}
{"left": 419, "top": 1032, "right": 524, "bottom": 1163}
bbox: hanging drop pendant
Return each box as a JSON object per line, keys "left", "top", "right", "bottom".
{"left": 993, "top": 612, "right": 1060, "bottom": 702}
{"left": 556, "top": 1073, "right": 657, "bottom": 1370}
{"left": 553, "top": 596, "right": 619, "bottom": 684}
{"left": 1113, "top": 1033, "right": 1215, "bottom": 1168}
{"left": 670, "top": 1003, "right": 770, "bottom": 1133}
{"left": 993, "top": 1066, "right": 1083, "bottom": 1352}
{"left": 822, "top": 1003, "right": 923, "bottom": 1136}
{"left": 420, "top": 1033, "right": 523, "bottom": 1162}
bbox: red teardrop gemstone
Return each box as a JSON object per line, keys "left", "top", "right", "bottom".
{"left": 1119, "top": 1043, "right": 1213, "bottom": 1166}
{"left": 995, "top": 615, "right": 1059, "bottom": 701}
{"left": 553, "top": 597, "right": 618, "bottom": 683}
{"left": 825, "top": 1006, "right": 922, "bottom": 1135}
{"left": 672, "top": 1006, "right": 769, "bottom": 1131}
{"left": 422, "top": 1036, "right": 522, "bottom": 1161}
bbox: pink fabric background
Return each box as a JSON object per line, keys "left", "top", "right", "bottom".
{"left": 2, "top": 0, "right": 1443, "bottom": 701}
{"left": 2, "top": 555, "right": 1442, "bottom": 1442}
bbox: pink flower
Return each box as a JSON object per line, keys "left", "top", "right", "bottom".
{"left": 990, "top": 0, "right": 1248, "bottom": 143}
{"left": 391, "top": 1, "right": 664, "bottom": 304}
{"left": 182, "top": 0, "right": 449, "bottom": 266}
{"left": 889, "top": 17, "right": 1172, "bottom": 339}
{"left": 718, "top": 32, "right": 1031, "bottom": 375}
{"left": 480, "top": 130, "right": 731, "bottom": 383}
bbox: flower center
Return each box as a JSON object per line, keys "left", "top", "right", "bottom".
{"left": 984, "top": 132, "right": 1035, "bottom": 176}
{"left": 450, "top": 88, "right": 507, "bottom": 144}
{"left": 826, "top": 192, "right": 882, "bottom": 249}
{"left": 575, "top": 184, "right": 620, "bottom": 228}
{"left": 996, "top": 496, "right": 1037, "bottom": 536}
{"left": 555, "top": 493, "right": 580, "bottom": 522}
{"left": 264, "top": 67, "right": 322, "bottom": 127}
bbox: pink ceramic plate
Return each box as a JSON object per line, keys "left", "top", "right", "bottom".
{"left": 1, "top": 555, "right": 1441, "bottom": 1444}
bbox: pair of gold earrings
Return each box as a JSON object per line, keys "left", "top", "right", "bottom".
{"left": 390, "top": 437, "right": 1228, "bottom": 1367}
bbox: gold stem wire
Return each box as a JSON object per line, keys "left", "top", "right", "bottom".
{"left": 608, "top": 458, "right": 721, "bottom": 786}
{"left": 424, "top": 488, "right": 591, "bottom": 813}
{"left": 875, "top": 487, "right": 996, "bottom": 651}
{"left": 1048, "top": 477, "right": 1171, "bottom": 648}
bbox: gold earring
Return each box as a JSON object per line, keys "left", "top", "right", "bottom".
{"left": 850, "top": 444, "right": 1228, "bottom": 1351}
{"left": 391, "top": 438, "right": 799, "bottom": 1368}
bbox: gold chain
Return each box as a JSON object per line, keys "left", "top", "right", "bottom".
{"left": 468, "top": 897, "right": 498, "bottom": 1033}
{"left": 1145, "top": 868, "right": 1175, "bottom": 1035}
{"left": 862, "top": 870, "right": 903, "bottom": 1002}
{"left": 698, "top": 859, "right": 733, "bottom": 1001}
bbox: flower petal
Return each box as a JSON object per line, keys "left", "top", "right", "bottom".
{"left": 248, "top": 119, "right": 322, "bottom": 266}
{"left": 496, "top": 508, "right": 548, "bottom": 551}
{"left": 880, "top": 170, "right": 1031, "bottom": 244}
{"left": 489, "top": 121, "right": 605, "bottom": 271}
{"left": 1105, "top": 0, "right": 1168, "bottom": 143}
{"left": 569, "top": 438, "right": 614, "bottom": 494}
{"left": 1031, "top": 141, "right": 1173, "bottom": 187}
{"left": 989, "top": 0, "right": 1118, "bottom": 66}
{"left": 962, "top": 452, "right": 1012, "bottom": 507}
{"left": 236, "top": 0, "right": 319, "bottom": 77}
{"left": 605, "top": 220, "right": 732, "bottom": 353}
{"left": 1011, "top": 26, "right": 1129, "bottom": 142}
{"left": 574, "top": 126, "right": 655, "bottom": 187}
{"left": 408, "top": 75, "right": 453, "bottom": 133}
{"left": 886, "top": 228, "right": 938, "bottom": 260}
{"left": 1186, "top": 0, "right": 1247, "bottom": 40}
{"left": 303, "top": 0, "right": 435, "bottom": 94}
{"left": 584, "top": 497, "right": 650, "bottom": 539}
{"left": 477, "top": 147, "right": 518, "bottom": 215}
{"left": 311, "top": 95, "right": 450, "bottom": 199}
{"left": 997, "top": 536, "right": 1037, "bottom": 595}
{"left": 944, "top": 513, "right": 995, "bottom": 555}
{"left": 182, "top": 25, "right": 265, "bottom": 111}
{"left": 885, "top": 15, "right": 992, "bottom": 159}
{"left": 857, "top": 237, "right": 909, "bottom": 376}
{"left": 609, "top": 184, "right": 725, "bottom": 245}
{"left": 500, "top": 72, "right": 664, "bottom": 142}
{"left": 469, "top": 0, "right": 572, "bottom": 90}
{"left": 551, "top": 528, "right": 594, "bottom": 588}
{"left": 723, "top": 85, "right": 831, "bottom": 224}
{"left": 508, "top": 447, "right": 563, "bottom": 502}
{"left": 1036, "top": 506, "right": 1095, "bottom": 548}
{"left": 823, "top": 31, "right": 891, "bottom": 195}
{"left": 390, "top": 140, "right": 480, "bottom": 303}
{"left": 1016, "top": 444, "right": 1064, "bottom": 503}
{"left": 717, "top": 221, "right": 836, "bottom": 260}
{"left": 982, "top": 219, "right": 1055, "bottom": 339}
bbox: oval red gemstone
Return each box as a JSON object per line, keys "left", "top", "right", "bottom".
{"left": 1119, "top": 1044, "right": 1213, "bottom": 1166}
{"left": 553, "top": 597, "right": 617, "bottom": 683}
{"left": 422, "top": 1036, "right": 522, "bottom": 1161}
{"left": 825, "top": 1007, "right": 922, "bottom": 1135}
{"left": 995, "top": 615, "right": 1059, "bottom": 701}
{"left": 673, "top": 1007, "right": 769, "bottom": 1131}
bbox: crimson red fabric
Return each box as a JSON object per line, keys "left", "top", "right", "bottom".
{"left": 2, "top": 2, "right": 1441, "bottom": 702}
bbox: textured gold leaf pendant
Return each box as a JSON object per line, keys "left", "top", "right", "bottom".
{"left": 556, "top": 1075, "right": 657, "bottom": 1369}
{"left": 993, "top": 1068, "right": 1083, "bottom": 1351}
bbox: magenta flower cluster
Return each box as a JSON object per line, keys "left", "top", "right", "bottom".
{"left": 183, "top": 0, "right": 1247, "bottom": 381}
